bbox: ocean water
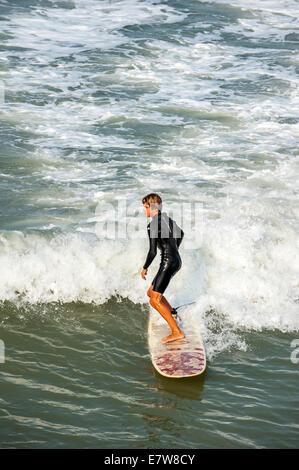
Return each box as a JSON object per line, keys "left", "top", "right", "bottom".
{"left": 0, "top": 0, "right": 298, "bottom": 449}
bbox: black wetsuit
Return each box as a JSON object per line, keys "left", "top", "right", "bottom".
{"left": 143, "top": 211, "right": 184, "bottom": 294}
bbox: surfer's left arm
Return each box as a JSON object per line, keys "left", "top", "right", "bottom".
{"left": 142, "top": 224, "right": 158, "bottom": 277}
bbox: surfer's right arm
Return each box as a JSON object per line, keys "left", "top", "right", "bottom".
{"left": 143, "top": 223, "right": 158, "bottom": 270}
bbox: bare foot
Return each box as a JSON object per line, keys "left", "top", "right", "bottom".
{"left": 161, "top": 331, "right": 184, "bottom": 344}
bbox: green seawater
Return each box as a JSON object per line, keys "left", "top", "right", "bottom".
{"left": 0, "top": 299, "right": 298, "bottom": 448}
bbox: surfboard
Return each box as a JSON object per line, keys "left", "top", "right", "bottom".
{"left": 148, "top": 311, "right": 206, "bottom": 378}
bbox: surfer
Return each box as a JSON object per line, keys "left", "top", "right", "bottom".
{"left": 141, "top": 193, "right": 185, "bottom": 343}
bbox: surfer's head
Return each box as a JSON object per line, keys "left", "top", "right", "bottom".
{"left": 142, "top": 193, "right": 162, "bottom": 218}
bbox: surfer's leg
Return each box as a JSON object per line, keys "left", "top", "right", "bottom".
{"left": 147, "top": 284, "right": 176, "bottom": 318}
{"left": 161, "top": 295, "right": 173, "bottom": 312}
{"left": 147, "top": 285, "right": 153, "bottom": 297}
{"left": 149, "top": 281, "right": 179, "bottom": 324}
{"left": 148, "top": 284, "right": 174, "bottom": 314}
{"left": 149, "top": 290, "right": 184, "bottom": 344}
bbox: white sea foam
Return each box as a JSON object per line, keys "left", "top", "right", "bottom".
{"left": 0, "top": 196, "right": 298, "bottom": 320}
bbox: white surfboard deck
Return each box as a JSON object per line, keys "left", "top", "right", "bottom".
{"left": 148, "top": 311, "right": 206, "bottom": 378}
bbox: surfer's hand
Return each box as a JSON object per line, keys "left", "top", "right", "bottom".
{"left": 141, "top": 268, "right": 147, "bottom": 280}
